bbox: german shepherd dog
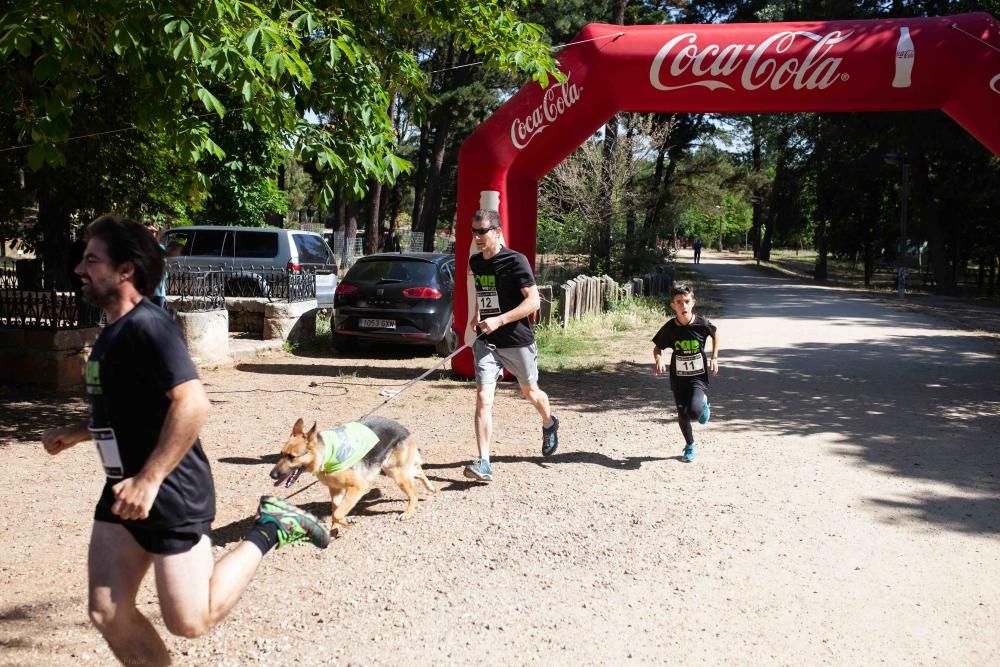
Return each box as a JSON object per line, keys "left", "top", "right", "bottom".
{"left": 270, "top": 416, "right": 436, "bottom": 532}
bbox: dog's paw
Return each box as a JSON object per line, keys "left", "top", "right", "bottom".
{"left": 344, "top": 516, "right": 358, "bottom": 525}
{"left": 399, "top": 511, "right": 414, "bottom": 521}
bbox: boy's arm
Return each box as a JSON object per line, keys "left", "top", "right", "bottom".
{"left": 653, "top": 345, "right": 669, "bottom": 376}
{"left": 709, "top": 331, "right": 720, "bottom": 375}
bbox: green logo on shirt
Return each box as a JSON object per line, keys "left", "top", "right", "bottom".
{"left": 675, "top": 339, "right": 701, "bottom": 353}
{"left": 475, "top": 275, "right": 496, "bottom": 290}
{"left": 85, "top": 360, "right": 102, "bottom": 395}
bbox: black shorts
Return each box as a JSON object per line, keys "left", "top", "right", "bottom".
{"left": 94, "top": 512, "right": 212, "bottom": 555}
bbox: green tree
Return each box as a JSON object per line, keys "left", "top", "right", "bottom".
{"left": 1, "top": 1, "right": 559, "bottom": 280}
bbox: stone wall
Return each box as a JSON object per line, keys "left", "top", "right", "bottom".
{"left": 264, "top": 301, "right": 318, "bottom": 342}
{"left": 173, "top": 310, "right": 230, "bottom": 365}
{"left": 0, "top": 327, "right": 100, "bottom": 390}
{"left": 1, "top": 298, "right": 320, "bottom": 390}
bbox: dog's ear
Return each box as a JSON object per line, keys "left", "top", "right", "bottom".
{"left": 292, "top": 418, "right": 305, "bottom": 436}
{"left": 307, "top": 422, "right": 317, "bottom": 438}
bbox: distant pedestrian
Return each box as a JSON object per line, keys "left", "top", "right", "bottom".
{"left": 693, "top": 238, "right": 703, "bottom": 264}
{"left": 144, "top": 222, "right": 167, "bottom": 308}
{"left": 652, "top": 282, "right": 719, "bottom": 463}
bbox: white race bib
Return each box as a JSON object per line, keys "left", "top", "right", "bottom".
{"left": 477, "top": 291, "right": 501, "bottom": 317}
{"left": 90, "top": 427, "right": 124, "bottom": 479}
{"left": 675, "top": 352, "right": 705, "bottom": 377}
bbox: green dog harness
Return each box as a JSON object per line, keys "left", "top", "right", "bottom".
{"left": 318, "top": 422, "right": 380, "bottom": 473}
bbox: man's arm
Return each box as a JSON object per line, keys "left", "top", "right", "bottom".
{"left": 42, "top": 423, "right": 91, "bottom": 455}
{"left": 477, "top": 284, "right": 540, "bottom": 335}
{"left": 110, "top": 378, "right": 211, "bottom": 521}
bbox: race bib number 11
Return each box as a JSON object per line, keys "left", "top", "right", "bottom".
{"left": 675, "top": 352, "right": 705, "bottom": 377}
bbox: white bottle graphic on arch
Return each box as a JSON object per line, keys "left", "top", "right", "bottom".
{"left": 892, "top": 27, "right": 914, "bottom": 89}
{"left": 465, "top": 190, "right": 505, "bottom": 347}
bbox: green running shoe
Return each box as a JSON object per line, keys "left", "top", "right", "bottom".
{"left": 256, "top": 496, "right": 330, "bottom": 549}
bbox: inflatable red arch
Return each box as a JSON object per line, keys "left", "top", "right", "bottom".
{"left": 450, "top": 12, "right": 1000, "bottom": 377}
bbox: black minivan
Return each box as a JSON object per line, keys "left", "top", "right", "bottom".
{"left": 332, "top": 253, "right": 457, "bottom": 355}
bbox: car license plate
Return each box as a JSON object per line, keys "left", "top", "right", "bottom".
{"left": 360, "top": 318, "right": 396, "bottom": 329}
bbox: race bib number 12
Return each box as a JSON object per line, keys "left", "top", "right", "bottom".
{"left": 477, "top": 291, "right": 501, "bottom": 317}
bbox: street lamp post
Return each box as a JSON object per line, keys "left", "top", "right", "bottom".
{"left": 883, "top": 153, "right": 909, "bottom": 299}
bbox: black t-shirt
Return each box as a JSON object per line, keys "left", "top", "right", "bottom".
{"left": 86, "top": 299, "right": 216, "bottom": 529}
{"left": 651, "top": 315, "right": 717, "bottom": 391}
{"left": 469, "top": 246, "right": 536, "bottom": 348}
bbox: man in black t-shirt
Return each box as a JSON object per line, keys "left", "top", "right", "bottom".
{"left": 652, "top": 282, "right": 720, "bottom": 463}
{"left": 464, "top": 209, "right": 560, "bottom": 483}
{"left": 42, "top": 215, "right": 330, "bottom": 666}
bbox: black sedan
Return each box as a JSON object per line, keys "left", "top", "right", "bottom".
{"left": 332, "top": 253, "right": 458, "bottom": 355}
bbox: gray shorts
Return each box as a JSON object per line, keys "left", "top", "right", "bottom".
{"left": 473, "top": 338, "right": 539, "bottom": 386}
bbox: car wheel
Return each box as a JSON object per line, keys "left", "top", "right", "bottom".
{"left": 434, "top": 322, "right": 459, "bottom": 357}
{"left": 331, "top": 333, "right": 359, "bottom": 353}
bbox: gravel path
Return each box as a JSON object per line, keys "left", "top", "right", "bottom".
{"left": 1, "top": 250, "right": 998, "bottom": 665}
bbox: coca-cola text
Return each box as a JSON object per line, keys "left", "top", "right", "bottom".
{"left": 649, "top": 30, "right": 854, "bottom": 92}
{"left": 510, "top": 74, "right": 583, "bottom": 149}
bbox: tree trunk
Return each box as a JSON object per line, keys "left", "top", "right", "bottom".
{"left": 760, "top": 210, "right": 773, "bottom": 262}
{"left": 36, "top": 171, "right": 73, "bottom": 290}
{"left": 366, "top": 181, "right": 383, "bottom": 254}
{"left": 912, "top": 153, "right": 954, "bottom": 294}
{"left": 365, "top": 91, "right": 397, "bottom": 254}
{"left": 418, "top": 107, "right": 455, "bottom": 251}
{"left": 593, "top": 114, "right": 618, "bottom": 274}
{"left": 814, "top": 218, "right": 828, "bottom": 281}
{"left": 411, "top": 121, "right": 429, "bottom": 231}
{"left": 590, "top": 0, "right": 628, "bottom": 275}
{"left": 610, "top": 0, "right": 628, "bottom": 24}
{"left": 751, "top": 116, "right": 762, "bottom": 260}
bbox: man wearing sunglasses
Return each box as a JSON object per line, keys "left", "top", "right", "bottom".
{"left": 465, "top": 209, "right": 560, "bottom": 482}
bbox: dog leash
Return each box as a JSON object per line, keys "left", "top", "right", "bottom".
{"left": 360, "top": 332, "right": 484, "bottom": 419}
{"left": 281, "top": 332, "right": 485, "bottom": 501}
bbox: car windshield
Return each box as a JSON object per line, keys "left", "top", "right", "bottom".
{"left": 347, "top": 259, "right": 437, "bottom": 283}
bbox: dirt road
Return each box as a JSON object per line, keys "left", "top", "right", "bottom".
{"left": 2, "top": 251, "right": 998, "bottom": 665}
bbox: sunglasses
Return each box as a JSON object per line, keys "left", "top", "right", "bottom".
{"left": 471, "top": 226, "right": 497, "bottom": 236}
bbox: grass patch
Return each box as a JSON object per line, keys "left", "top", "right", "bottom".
{"left": 536, "top": 296, "right": 664, "bottom": 371}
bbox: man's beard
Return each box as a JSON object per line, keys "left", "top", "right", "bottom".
{"left": 80, "top": 282, "right": 116, "bottom": 308}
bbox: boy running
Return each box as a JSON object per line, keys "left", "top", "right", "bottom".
{"left": 652, "top": 282, "right": 719, "bottom": 462}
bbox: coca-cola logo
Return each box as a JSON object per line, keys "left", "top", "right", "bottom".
{"left": 991, "top": 73, "right": 1000, "bottom": 95}
{"left": 896, "top": 49, "right": 914, "bottom": 59}
{"left": 649, "top": 30, "right": 854, "bottom": 92}
{"left": 510, "top": 74, "right": 582, "bottom": 149}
